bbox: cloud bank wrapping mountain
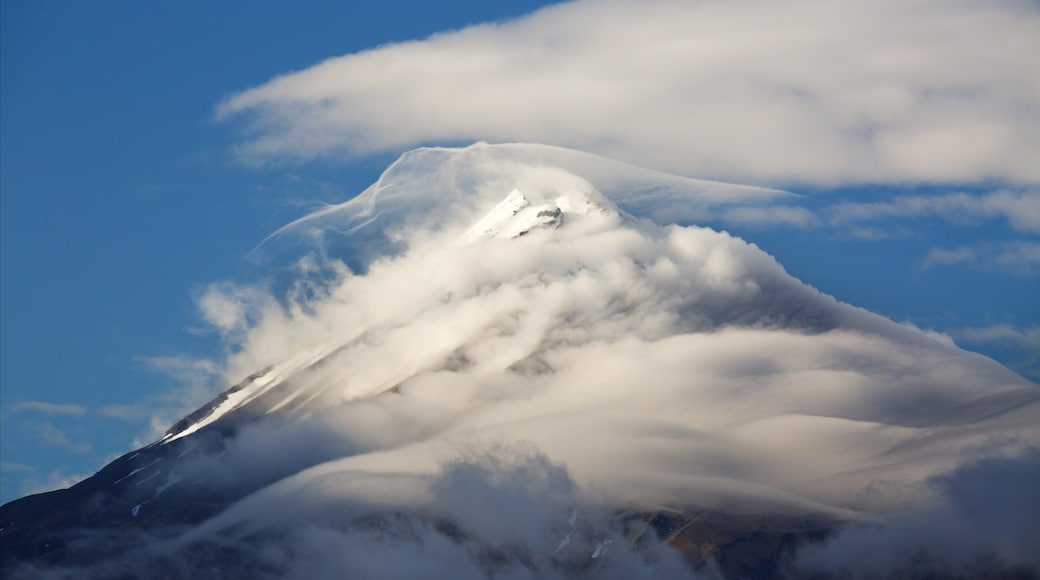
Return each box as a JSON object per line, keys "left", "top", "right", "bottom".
{"left": 4, "top": 143, "right": 1038, "bottom": 579}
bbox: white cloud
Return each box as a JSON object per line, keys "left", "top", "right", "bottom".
{"left": 96, "top": 404, "right": 150, "bottom": 422}
{"left": 984, "top": 191, "right": 1040, "bottom": 234}
{"left": 218, "top": 0, "right": 1040, "bottom": 185}
{"left": 995, "top": 241, "right": 1040, "bottom": 270}
{"left": 137, "top": 355, "right": 221, "bottom": 388}
{"left": 923, "top": 241, "right": 1040, "bottom": 274}
{"left": 830, "top": 190, "right": 1040, "bottom": 233}
{"left": 953, "top": 324, "right": 1040, "bottom": 350}
{"left": 8, "top": 401, "right": 87, "bottom": 416}
{"left": 0, "top": 462, "right": 36, "bottom": 474}
{"left": 34, "top": 422, "right": 91, "bottom": 454}
{"left": 18, "top": 468, "right": 92, "bottom": 498}
{"left": 922, "top": 246, "right": 977, "bottom": 268}
{"left": 720, "top": 205, "right": 818, "bottom": 229}
{"left": 190, "top": 144, "right": 1038, "bottom": 525}
{"left": 798, "top": 451, "right": 1040, "bottom": 576}
{"left": 196, "top": 283, "right": 275, "bottom": 339}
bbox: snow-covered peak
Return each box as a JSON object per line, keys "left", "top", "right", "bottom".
{"left": 459, "top": 189, "right": 533, "bottom": 242}
{"left": 8, "top": 142, "right": 1037, "bottom": 580}
{"left": 255, "top": 142, "right": 794, "bottom": 266}
{"left": 460, "top": 186, "right": 617, "bottom": 243}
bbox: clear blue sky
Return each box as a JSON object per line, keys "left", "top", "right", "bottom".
{"left": 2, "top": 0, "right": 1036, "bottom": 503}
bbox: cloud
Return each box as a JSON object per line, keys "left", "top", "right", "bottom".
{"left": 2, "top": 463, "right": 36, "bottom": 505}
{"left": 719, "top": 206, "right": 818, "bottom": 229}
{"left": 175, "top": 143, "right": 1038, "bottom": 530}
{"left": 195, "top": 283, "right": 276, "bottom": 342}
{"left": 797, "top": 449, "right": 1040, "bottom": 577}
{"left": 922, "top": 241, "right": 1040, "bottom": 274}
{"left": 995, "top": 241, "right": 1040, "bottom": 270}
{"left": 197, "top": 144, "right": 1037, "bottom": 513}
{"left": 8, "top": 401, "right": 87, "bottom": 416}
{"left": 0, "top": 462, "right": 36, "bottom": 474}
{"left": 17, "top": 469, "right": 92, "bottom": 498}
{"left": 922, "top": 246, "right": 977, "bottom": 268}
{"left": 137, "top": 356, "right": 220, "bottom": 384}
{"left": 952, "top": 324, "right": 1040, "bottom": 383}
{"left": 34, "top": 422, "right": 91, "bottom": 454}
{"left": 985, "top": 191, "right": 1040, "bottom": 234}
{"left": 218, "top": 0, "right": 1040, "bottom": 185}
{"left": 96, "top": 404, "right": 151, "bottom": 422}
{"left": 954, "top": 324, "right": 1040, "bottom": 350}
{"left": 829, "top": 190, "right": 1040, "bottom": 233}
{"left": 6, "top": 359, "right": 227, "bottom": 470}
{"left": 11, "top": 448, "right": 699, "bottom": 579}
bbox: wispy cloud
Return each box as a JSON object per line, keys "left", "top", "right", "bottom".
{"left": 0, "top": 462, "right": 36, "bottom": 474}
{"left": 18, "top": 468, "right": 92, "bottom": 498}
{"left": 720, "top": 206, "right": 819, "bottom": 229}
{"left": 953, "top": 324, "right": 1040, "bottom": 351}
{"left": 830, "top": 190, "right": 1040, "bottom": 234}
{"left": 8, "top": 401, "right": 87, "bottom": 416}
{"left": 923, "top": 241, "right": 1040, "bottom": 274}
{"left": 2, "top": 464, "right": 93, "bottom": 504}
{"left": 97, "top": 404, "right": 150, "bottom": 422}
{"left": 34, "top": 422, "right": 92, "bottom": 454}
{"left": 922, "top": 246, "right": 977, "bottom": 268}
{"left": 137, "top": 355, "right": 221, "bottom": 386}
{"left": 995, "top": 241, "right": 1040, "bottom": 271}
{"left": 218, "top": 0, "right": 1040, "bottom": 186}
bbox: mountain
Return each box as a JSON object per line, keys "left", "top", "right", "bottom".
{"left": 3, "top": 143, "right": 1038, "bottom": 579}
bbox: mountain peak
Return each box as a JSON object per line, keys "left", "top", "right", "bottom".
{"left": 3, "top": 143, "right": 1037, "bottom": 580}
{"left": 460, "top": 186, "right": 617, "bottom": 243}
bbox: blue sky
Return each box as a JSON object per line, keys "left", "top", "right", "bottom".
{"left": 1, "top": 0, "right": 1037, "bottom": 503}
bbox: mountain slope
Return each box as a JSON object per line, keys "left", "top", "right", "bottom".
{"left": 3, "top": 143, "right": 1038, "bottom": 579}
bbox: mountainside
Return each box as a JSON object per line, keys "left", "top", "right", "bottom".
{"left": 3, "top": 143, "right": 1038, "bottom": 579}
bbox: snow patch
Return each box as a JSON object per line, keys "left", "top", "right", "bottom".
{"left": 165, "top": 340, "right": 339, "bottom": 442}
{"left": 113, "top": 457, "right": 164, "bottom": 485}
{"left": 152, "top": 470, "right": 184, "bottom": 500}
{"left": 591, "top": 539, "right": 612, "bottom": 559}
{"left": 135, "top": 470, "right": 160, "bottom": 486}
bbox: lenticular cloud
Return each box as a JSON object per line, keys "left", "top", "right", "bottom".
{"left": 12, "top": 143, "right": 1038, "bottom": 578}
